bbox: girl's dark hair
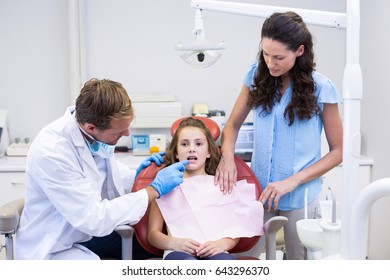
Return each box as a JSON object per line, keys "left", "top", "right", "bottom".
{"left": 165, "top": 117, "right": 220, "bottom": 175}
{"left": 249, "top": 11, "right": 320, "bottom": 125}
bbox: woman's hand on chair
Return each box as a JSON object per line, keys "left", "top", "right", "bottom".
{"left": 215, "top": 154, "right": 237, "bottom": 194}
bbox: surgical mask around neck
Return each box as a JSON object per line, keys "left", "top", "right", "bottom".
{"left": 79, "top": 125, "right": 116, "bottom": 159}
{"left": 85, "top": 140, "right": 116, "bottom": 159}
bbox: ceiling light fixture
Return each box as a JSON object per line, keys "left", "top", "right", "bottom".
{"left": 175, "top": 8, "right": 225, "bottom": 68}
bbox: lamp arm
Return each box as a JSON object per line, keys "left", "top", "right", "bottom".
{"left": 193, "top": 8, "right": 204, "bottom": 38}
{"left": 191, "top": 0, "right": 346, "bottom": 29}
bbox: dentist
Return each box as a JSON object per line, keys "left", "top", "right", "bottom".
{"left": 16, "top": 78, "right": 188, "bottom": 260}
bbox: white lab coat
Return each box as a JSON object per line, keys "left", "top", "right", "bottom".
{"left": 16, "top": 106, "right": 148, "bottom": 259}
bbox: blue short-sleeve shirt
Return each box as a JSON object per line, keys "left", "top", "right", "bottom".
{"left": 243, "top": 63, "right": 342, "bottom": 210}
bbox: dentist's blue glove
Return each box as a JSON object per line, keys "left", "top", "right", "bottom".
{"left": 150, "top": 160, "right": 189, "bottom": 197}
{"left": 135, "top": 152, "right": 165, "bottom": 179}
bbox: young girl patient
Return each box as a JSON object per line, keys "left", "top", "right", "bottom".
{"left": 147, "top": 117, "right": 263, "bottom": 260}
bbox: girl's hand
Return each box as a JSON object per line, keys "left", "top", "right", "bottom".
{"left": 169, "top": 237, "right": 201, "bottom": 256}
{"left": 196, "top": 238, "right": 238, "bottom": 258}
{"left": 195, "top": 240, "right": 226, "bottom": 258}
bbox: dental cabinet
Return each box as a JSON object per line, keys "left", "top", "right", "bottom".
{"left": 0, "top": 156, "right": 26, "bottom": 207}
{"left": 129, "top": 93, "right": 182, "bottom": 128}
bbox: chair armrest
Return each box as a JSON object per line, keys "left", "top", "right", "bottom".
{"left": 115, "top": 224, "right": 135, "bottom": 260}
{"left": 263, "top": 216, "right": 288, "bottom": 260}
{"left": 0, "top": 198, "right": 24, "bottom": 234}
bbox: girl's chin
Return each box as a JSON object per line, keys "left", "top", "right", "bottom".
{"left": 185, "top": 164, "right": 202, "bottom": 172}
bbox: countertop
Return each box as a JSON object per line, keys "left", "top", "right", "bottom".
{"left": 0, "top": 152, "right": 148, "bottom": 172}
{"left": 0, "top": 153, "right": 374, "bottom": 172}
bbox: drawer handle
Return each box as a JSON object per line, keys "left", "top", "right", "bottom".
{"left": 11, "top": 182, "right": 26, "bottom": 187}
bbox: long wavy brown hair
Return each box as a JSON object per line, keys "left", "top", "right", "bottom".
{"left": 248, "top": 11, "right": 320, "bottom": 125}
{"left": 165, "top": 117, "right": 220, "bottom": 175}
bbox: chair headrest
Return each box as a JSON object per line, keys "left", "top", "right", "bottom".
{"left": 170, "top": 116, "right": 221, "bottom": 141}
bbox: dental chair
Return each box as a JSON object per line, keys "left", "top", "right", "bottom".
{"left": 131, "top": 116, "right": 287, "bottom": 260}
{"left": 0, "top": 198, "right": 24, "bottom": 260}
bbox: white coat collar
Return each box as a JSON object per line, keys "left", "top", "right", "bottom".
{"left": 64, "top": 106, "right": 125, "bottom": 197}
{"left": 64, "top": 106, "right": 100, "bottom": 176}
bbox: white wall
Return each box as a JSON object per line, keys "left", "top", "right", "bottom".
{"left": 83, "top": 0, "right": 345, "bottom": 118}
{"left": 0, "top": 0, "right": 389, "bottom": 258}
{"left": 83, "top": 0, "right": 345, "bottom": 146}
{"left": 0, "top": 0, "right": 345, "bottom": 140}
{"left": 360, "top": 0, "right": 390, "bottom": 259}
{"left": 83, "top": 0, "right": 260, "bottom": 120}
{"left": 0, "top": 0, "right": 70, "bottom": 142}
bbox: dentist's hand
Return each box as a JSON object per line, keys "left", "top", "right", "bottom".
{"left": 150, "top": 160, "right": 189, "bottom": 197}
{"left": 135, "top": 152, "right": 165, "bottom": 179}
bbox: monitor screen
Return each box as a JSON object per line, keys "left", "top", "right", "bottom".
{"left": 221, "top": 122, "right": 254, "bottom": 162}
{"left": 234, "top": 122, "right": 254, "bottom": 154}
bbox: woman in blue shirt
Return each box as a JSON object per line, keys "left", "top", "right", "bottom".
{"left": 214, "top": 11, "right": 343, "bottom": 260}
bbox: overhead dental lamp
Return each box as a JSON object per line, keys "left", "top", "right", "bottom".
{"left": 175, "top": 8, "right": 225, "bottom": 68}
{"left": 176, "top": 0, "right": 346, "bottom": 69}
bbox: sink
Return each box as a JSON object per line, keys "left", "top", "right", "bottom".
{"left": 296, "top": 219, "right": 323, "bottom": 258}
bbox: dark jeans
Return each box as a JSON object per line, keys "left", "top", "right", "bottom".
{"left": 80, "top": 231, "right": 158, "bottom": 260}
{"left": 165, "top": 251, "right": 237, "bottom": 260}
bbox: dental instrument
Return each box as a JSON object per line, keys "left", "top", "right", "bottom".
{"left": 304, "top": 188, "right": 308, "bottom": 220}
{"left": 328, "top": 186, "right": 337, "bottom": 224}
